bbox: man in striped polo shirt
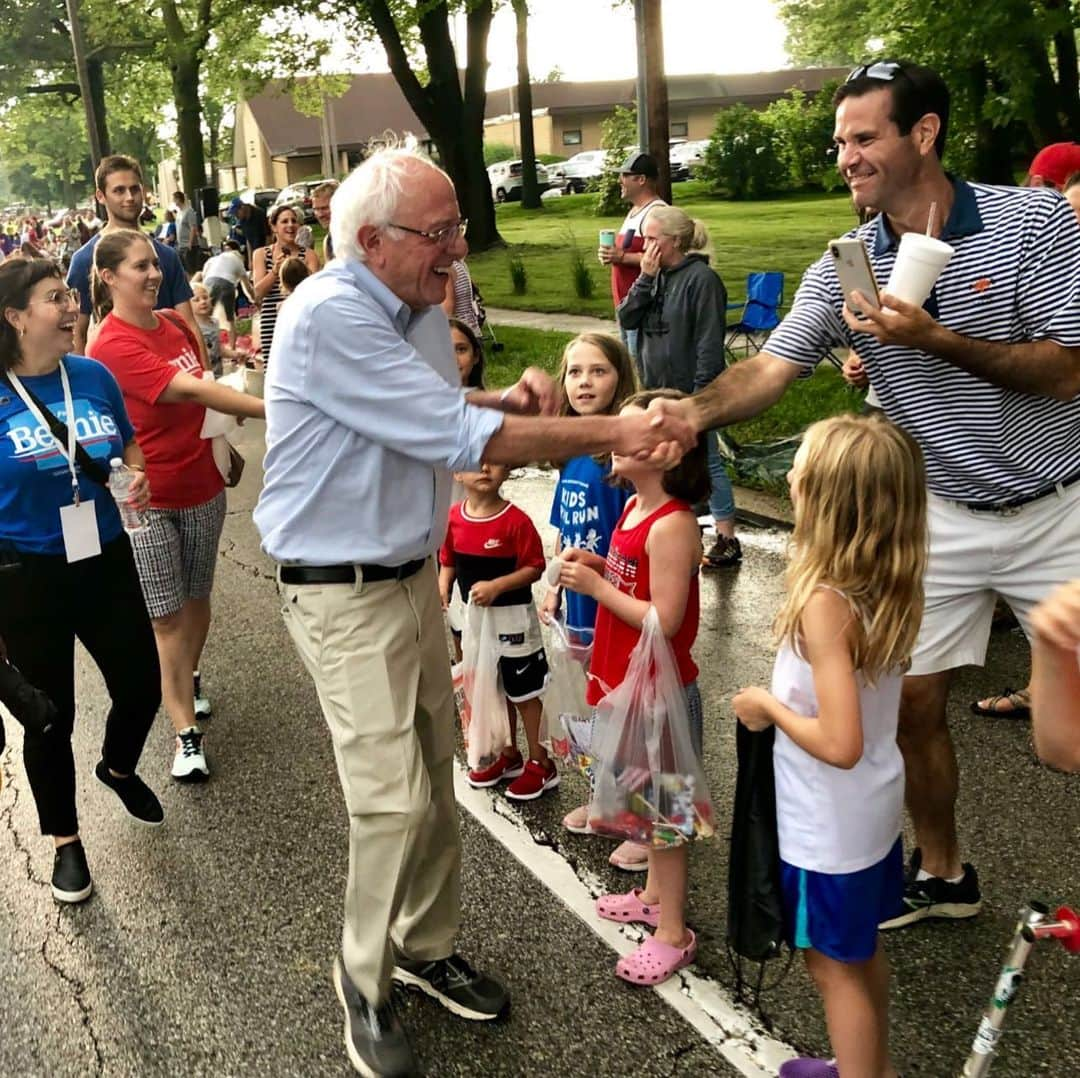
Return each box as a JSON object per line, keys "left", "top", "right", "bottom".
{"left": 666, "top": 60, "right": 1080, "bottom": 928}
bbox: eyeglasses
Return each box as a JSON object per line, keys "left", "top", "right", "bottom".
{"left": 387, "top": 219, "right": 468, "bottom": 247}
{"left": 846, "top": 61, "right": 903, "bottom": 83}
{"left": 30, "top": 288, "right": 80, "bottom": 309}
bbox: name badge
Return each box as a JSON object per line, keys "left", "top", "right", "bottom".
{"left": 59, "top": 500, "right": 101, "bottom": 563}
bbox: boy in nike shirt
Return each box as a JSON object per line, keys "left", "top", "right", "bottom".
{"left": 439, "top": 464, "right": 555, "bottom": 800}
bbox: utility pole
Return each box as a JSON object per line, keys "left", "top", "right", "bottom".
{"left": 641, "top": 0, "right": 671, "bottom": 203}
{"left": 633, "top": 0, "right": 648, "bottom": 152}
{"left": 65, "top": 0, "right": 104, "bottom": 175}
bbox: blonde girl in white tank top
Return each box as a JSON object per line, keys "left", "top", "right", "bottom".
{"left": 733, "top": 414, "right": 928, "bottom": 1078}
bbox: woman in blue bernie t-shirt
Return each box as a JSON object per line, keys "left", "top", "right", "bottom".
{"left": 0, "top": 257, "right": 164, "bottom": 907}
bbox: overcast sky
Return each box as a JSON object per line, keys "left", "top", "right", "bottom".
{"left": 474, "top": 0, "right": 790, "bottom": 87}
{"left": 324, "top": 1, "right": 791, "bottom": 86}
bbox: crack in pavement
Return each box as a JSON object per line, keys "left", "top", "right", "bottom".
{"left": 40, "top": 910, "right": 106, "bottom": 1075}
{"left": 217, "top": 535, "right": 277, "bottom": 582}
{"left": 1, "top": 754, "right": 106, "bottom": 1074}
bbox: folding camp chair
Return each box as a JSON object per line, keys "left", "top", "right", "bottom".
{"left": 725, "top": 271, "right": 784, "bottom": 361}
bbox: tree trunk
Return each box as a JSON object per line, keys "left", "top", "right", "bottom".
{"left": 1053, "top": 26, "right": 1080, "bottom": 133}
{"left": 86, "top": 58, "right": 110, "bottom": 158}
{"left": 364, "top": 0, "right": 502, "bottom": 250}
{"left": 1017, "top": 38, "right": 1064, "bottom": 146}
{"left": 968, "top": 63, "right": 1016, "bottom": 185}
{"left": 512, "top": 0, "right": 541, "bottom": 209}
{"left": 170, "top": 50, "right": 207, "bottom": 197}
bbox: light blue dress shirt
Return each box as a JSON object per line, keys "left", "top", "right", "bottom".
{"left": 254, "top": 259, "right": 505, "bottom": 566}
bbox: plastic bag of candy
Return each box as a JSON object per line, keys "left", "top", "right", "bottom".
{"left": 544, "top": 616, "right": 595, "bottom": 779}
{"left": 588, "top": 607, "right": 715, "bottom": 847}
{"left": 460, "top": 601, "right": 511, "bottom": 769}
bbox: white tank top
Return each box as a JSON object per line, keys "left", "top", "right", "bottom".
{"left": 771, "top": 604, "right": 904, "bottom": 875}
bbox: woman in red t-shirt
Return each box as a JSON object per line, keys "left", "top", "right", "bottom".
{"left": 87, "top": 229, "right": 265, "bottom": 784}
{"left": 554, "top": 388, "right": 709, "bottom": 988}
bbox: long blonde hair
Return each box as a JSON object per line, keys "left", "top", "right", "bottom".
{"left": 775, "top": 414, "right": 928, "bottom": 683}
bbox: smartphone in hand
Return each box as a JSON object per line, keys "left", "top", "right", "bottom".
{"left": 829, "top": 238, "right": 880, "bottom": 317}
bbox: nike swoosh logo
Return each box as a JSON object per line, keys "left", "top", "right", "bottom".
{"left": 514, "top": 665, "right": 529, "bottom": 675}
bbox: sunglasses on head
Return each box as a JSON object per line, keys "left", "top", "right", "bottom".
{"left": 847, "top": 61, "right": 904, "bottom": 83}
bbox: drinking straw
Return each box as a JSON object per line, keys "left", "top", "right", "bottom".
{"left": 927, "top": 201, "right": 937, "bottom": 237}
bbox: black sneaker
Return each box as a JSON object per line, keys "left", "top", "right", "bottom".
{"left": 332, "top": 957, "right": 419, "bottom": 1078}
{"left": 52, "top": 840, "right": 92, "bottom": 904}
{"left": 878, "top": 847, "right": 982, "bottom": 930}
{"left": 391, "top": 953, "right": 509, "bottom": 1021}
{"left": 95, "top": 760, "right": 164, "bottom": 827}
{"left": 703, "top": 535, "right": 742, "bottom": 569}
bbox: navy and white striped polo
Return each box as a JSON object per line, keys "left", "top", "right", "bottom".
{"left": 765, "top": 179, "right": 1080, "bottom": 504}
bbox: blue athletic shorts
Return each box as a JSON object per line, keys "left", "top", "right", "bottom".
{"left": 780, "top": 837, "right": 903, "bottom": 963}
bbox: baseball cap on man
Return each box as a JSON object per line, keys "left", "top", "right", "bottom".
{"left": 1027, "top": 143, "right": 1080, "bottom": 189}
{"left": 620, "top": 152, "right": 659, "bottom": 179}
{"left": 227, "top": 196, "right": 243, "bottom": 215}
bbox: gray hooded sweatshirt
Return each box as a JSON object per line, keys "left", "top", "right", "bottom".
{"left": 616, "top": 253, "right": 728, "bottom": 392}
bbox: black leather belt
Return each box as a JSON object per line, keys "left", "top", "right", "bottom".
{"left": 279, "top": 558, "right": 426, "bottom": 585}
{"left": 962, "top": 470, "right": 1080, "bottom": 513}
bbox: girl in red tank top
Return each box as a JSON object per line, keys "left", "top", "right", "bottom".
{"left": 554, "top": 390, "right": 709, "bottom": 986}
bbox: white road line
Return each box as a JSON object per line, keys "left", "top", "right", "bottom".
{"left": 454, "top": 763, "right": 797, "bottom": 1077}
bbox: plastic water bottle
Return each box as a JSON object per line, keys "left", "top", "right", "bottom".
{"left": 108, "top": 458, "right": 147, "bottom": 533}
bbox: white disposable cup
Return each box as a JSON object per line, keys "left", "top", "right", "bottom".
{"left": 884, "top": 232, "right": 955, "bottom": 306}
{"left": 545, "top": 559, "right": 563, "bottom": 588}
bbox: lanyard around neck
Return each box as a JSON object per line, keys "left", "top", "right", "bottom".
{"left": 7, "top": 360, "right": 81, "bottom": 504}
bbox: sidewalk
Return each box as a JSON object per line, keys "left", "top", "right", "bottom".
{"left": 486, "top": 305, "right": 617, "bottom": 335}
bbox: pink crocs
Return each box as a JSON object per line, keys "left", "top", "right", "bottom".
{"left": 615, "top": 930, "right": 697, "bottom": 986}
{"left": 595, "top": 888, "right": 661, "bottom": 927}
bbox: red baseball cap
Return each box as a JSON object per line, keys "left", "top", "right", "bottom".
{"left": 1027, "top": 143, "right": 1080, "bottom": 189}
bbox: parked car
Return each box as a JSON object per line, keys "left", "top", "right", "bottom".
{"left": 235, "top": 187, "right": 280, "bottom": 212}
{"left": 551, "top": 150, "right": 606, "bottom": 194}
{"left": 669, "top": 139, "right": 709, "bottom": 176}
{"left": 486, "top": 160, "right": 551, "bottom": 203}
{"left": 272, "top": 180, "right": 334, "bottom": 223}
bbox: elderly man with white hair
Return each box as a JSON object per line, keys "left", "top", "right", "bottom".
{"left": 254, "top": 148, "right": 694, "bottom": 1078}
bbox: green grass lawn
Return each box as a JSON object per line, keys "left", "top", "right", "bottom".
{"left": 470, "top": 181, "right": 858, "bottom": 317}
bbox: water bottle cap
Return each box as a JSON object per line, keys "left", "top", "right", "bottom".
{"left": 109, "top": 457, "right": 123, "bottom": 468}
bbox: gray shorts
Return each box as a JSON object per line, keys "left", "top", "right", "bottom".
{"left": 130, "top": 491, "right": 226, "bottom": 619}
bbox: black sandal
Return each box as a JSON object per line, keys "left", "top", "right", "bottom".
{"left": 970, "top": 687, "right": 1031, "bottom": 720}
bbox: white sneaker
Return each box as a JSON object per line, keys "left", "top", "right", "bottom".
{"left": 193, "top": 673, "right": 212, "bottom": 718}
{"left": 172, "top": 726, "right": 209, "bottom": 782}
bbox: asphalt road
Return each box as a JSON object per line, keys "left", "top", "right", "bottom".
{"left": 1, "top": 430, "right": 1077, "bottom": 1078}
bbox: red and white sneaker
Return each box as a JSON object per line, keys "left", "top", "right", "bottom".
{"left": 467, "top": 751, "right": 525, "bottom": 789}
{"left": 505, "top": 759, "right": 560, "bottom": 801}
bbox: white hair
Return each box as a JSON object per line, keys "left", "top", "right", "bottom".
{"left": 330, "top": 147, "right": 452, "bottom": 264}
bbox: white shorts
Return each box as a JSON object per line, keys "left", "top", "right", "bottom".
{"left": 910, "top": 482, "right": 1080, "bottom": 676}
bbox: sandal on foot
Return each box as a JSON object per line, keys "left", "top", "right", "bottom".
{"left": 562, "top": 805, "right": 593, "bottom": 835}
{"left": 615, "top": 930, "right": 697, "bottom": 986}
{"left": 970, "top": 687, "right": 1031, "bottom": 720}
{"left": 778, "top": 1059, "right": 839, "bottom": 1078}
{"left": 609, "top": 840, "right": 650, "bottom": 872}
{"left": 596, "top": 888, "right": 661, "bottom": 927}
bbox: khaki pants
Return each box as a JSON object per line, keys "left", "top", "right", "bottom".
{"left": 280, "top": 559, "right": 461, "bottom": 1004}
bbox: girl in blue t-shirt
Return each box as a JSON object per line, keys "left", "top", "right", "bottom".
{"left": 539, "top": 333, "right": 641, "bottom": 860}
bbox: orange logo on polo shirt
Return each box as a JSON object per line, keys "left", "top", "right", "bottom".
{"left": 972, "top": 277, "right": 992, "bottom": 293}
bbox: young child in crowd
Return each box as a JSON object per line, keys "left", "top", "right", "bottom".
{"left": 733, "top": 414, "right": 927, "bottom": 1078}
{"left": 445, "top": 318, "right": 486, "bottom": 662}
{"left": 538, "top": 333, "right": 643, "bottom": 868}
{"left": 556, "top": 389, "right": 709, "bottom": 985}
{"left": 278, "top": 255, "right": 311, "bottom": 298}
{"left": 439, "top": 463, "right": 557, "bottom": 801}
{"left": 190, "top": 283, "right": 252, "bottom": 377}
